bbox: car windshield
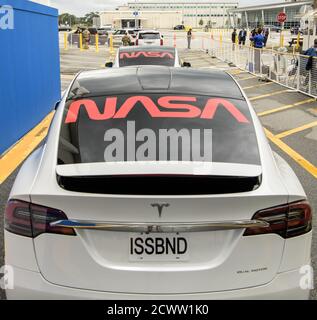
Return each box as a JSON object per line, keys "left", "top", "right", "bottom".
{"left": 114, "top": 30, "right": 126, "bottom": 35}
{"left": 139, "top": 33, "right": 160, "bottom": 40}
{"left": 119, "top": 49, "right": 175, "bottom": 67}
{"left": 58, "top": 93, "right": 260, "bottom": 165}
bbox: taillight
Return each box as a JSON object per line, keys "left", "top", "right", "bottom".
{"left": 160, "top": 38, "right": 163, "bottom": 46}
{"left": 244, "top": 200, "right": 312, "bottom": 239}
{"left": 5, "top": 200, "right": 76, "bottom": 238}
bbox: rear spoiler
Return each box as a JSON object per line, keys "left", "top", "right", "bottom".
{"left": 56, "top": 162, "right": 262, "bottom": 195}
{"left": 56, "top": 161, "right": 261, "bottom": 178}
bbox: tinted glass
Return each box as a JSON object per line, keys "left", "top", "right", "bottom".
{"left": 114, "top": 30, "right": 126, "bottom": 35}
{"left": 119, "top": 50, "right": 175, "bottom": 67}
{"left": 58, "top": 94, "right": 260, "bottom": 165}
{"left": 139, "top": 33, "right": 160, "bottom": 40}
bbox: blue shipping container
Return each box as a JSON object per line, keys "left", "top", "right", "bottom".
{"left": 0, "top": 0, "right": 60, "bottom": 155}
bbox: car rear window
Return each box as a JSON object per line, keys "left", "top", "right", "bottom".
{"left": 139, "top": 32, "right": 160, "bottom": 40}
{"left": 119, "top": 50, "right": 175, "bottom": 67}
{"left": 58, "top": 93, "right": 260, "bottom": 166}
{"left": 115, "top": 30, "right": 126, "bottom": 35}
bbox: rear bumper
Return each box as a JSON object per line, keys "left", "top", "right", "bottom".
{"left": 6, "top": 266, "right": 310, "bottom": 300}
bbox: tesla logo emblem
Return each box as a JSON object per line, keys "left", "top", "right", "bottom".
{"left": 151, "top": 203, "right": 170, "bottom": 218}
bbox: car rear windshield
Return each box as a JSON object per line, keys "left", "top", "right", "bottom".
{"left": 119, "top": 50, "right": 175, "bottom": 67}
{"left": 58, "top": 94, "right": 260, "bottom": 165}
{"left": 139, "top": 32, "right": 160, "bottom": 39}
{"left": 114, "top": 30, "right": 126, "bottom": 35}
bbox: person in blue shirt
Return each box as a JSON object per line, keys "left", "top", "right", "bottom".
{"left": 251, "top": 29, "right": 265, "bottom": 49}
{"left": 304, "top": 39, "right": 317, "bottom": 57}
{"left": 303, "top": 39, "right": 317, "bottom": 90}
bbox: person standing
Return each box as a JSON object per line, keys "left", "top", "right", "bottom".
{"left": 122, "top": 34, "right": 131, "bottom": 46}
{"left": 82, "top": 28, "right": 90, "bottom": 50}
{"left": 187, "top": 28, "right": 192, "bottom": 49}
{"left": 238, "top": 28, "right": 247, "bottom": 46}
{"left": 231, "top": 28, "right": 237, "bottom": 50}
{"left": 251, "top": 28, "right": 265, "bottom": 49}
{"left": 263, "top": 28, "right": 270, "bottom": 47}
{"left": 250, "top": 29, "right": 265, "bottom": 73}
{"left": 303, "top": 39, "right": 317, "bottom": 90}
{"left": 304, "top": 39, "right": 317, "bottom": 57}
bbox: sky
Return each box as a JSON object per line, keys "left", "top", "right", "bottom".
{"left": 46, "top": 0, "right": 283, "bottom": 16}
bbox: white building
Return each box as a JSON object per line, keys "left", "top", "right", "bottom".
{"left": 100, "top": 10, "right": 183, "bottom": 29}
{"left": 100, "top": 0, "right": 238, "bottom": 29}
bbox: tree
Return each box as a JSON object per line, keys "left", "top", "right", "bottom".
{"left": 59, "top": 13, "right": 77, "bottom": 26}
{"left": 58, "top": 11, "right": 100, "bottom": 28}
{"left": 199, "top": 18, "right": 204, "bottom": 27}
{"left": 83, "top": 12, "right": 100, "bottom": 26}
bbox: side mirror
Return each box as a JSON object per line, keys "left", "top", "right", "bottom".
{"left": 105, "top": 62, "right": 113, "bottom": 68}
{"left": 182, "top": 62, "right": 191, "bottom": 68}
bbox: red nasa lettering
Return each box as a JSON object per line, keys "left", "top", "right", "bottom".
{"left": 120, "top": 51, "right": 174, "bottom": 59}
{"left": 65, "top": 96, "right": 250, "bottom": 124}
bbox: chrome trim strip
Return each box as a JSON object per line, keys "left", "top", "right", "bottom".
{"left": 51, "top": 219, "right": 269, "bottom": 233}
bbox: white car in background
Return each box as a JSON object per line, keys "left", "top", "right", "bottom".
{"left": 107, "top": 46, "right": 191, "bottom": 68}
{"left": 136, "top": 30, "right": 163, "bottom": 46}
{"left": 112, "top": 29, "right": 137, "bottom": 46}
{"left": 5, "top": 67, "right": 312, "bottom": 299}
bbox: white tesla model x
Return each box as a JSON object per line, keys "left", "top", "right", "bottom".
{"left": 5, "top": 67, "right": 312, "bottom": 299}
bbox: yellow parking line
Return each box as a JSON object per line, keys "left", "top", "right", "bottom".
{"left": 228, "top": 69, "right": 246, "bottom": 75}
{"left": 257, "top": 98, "right": 315, "bottom": 117}
{"left": 242, "top": 82, "right": 274, "bottom": 90}
{"left": 249, "top": 89, "right": 289, "bottom": 101}
{"left": 264, "top": 128, "right": 317, "bottom": 179}
{"left": 236, "top": 75, "right": 258, "bottom": 81}
{"left": 276, "top": 121, "right": 317, "bottom": 139}
{"left": 0, "top": 112, "right": 54, "bottom": 184}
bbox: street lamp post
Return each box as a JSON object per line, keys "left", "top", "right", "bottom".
{"left": 135, "top": 0, "right": 138, "bottom": 28}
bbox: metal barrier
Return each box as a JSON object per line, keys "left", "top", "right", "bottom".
{"left": 59, "top": 30, "right": 317, "bottom": 99}
{"left": 204, "top": 38, "right": 317, "bottom": 99}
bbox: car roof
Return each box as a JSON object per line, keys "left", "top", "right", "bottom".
{"left": 118, "top": 46, "right": 176, "bottom": 53}
{"left": 138, "top": 30, "right": 160, "bottom": 33}
{"left": 72, "top": 66, "right": 244, "bottom": 99}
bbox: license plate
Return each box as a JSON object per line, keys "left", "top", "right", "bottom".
{"left": 129, "top": 233, "right": 189, "bottom": 261}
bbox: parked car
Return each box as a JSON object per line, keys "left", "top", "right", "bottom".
{"left": 264, "top": 25, "right": 282, "bottom": 33}
{"left": 5, "top": 66, "right": 312, "bottom": 299}
{"left": 107, "top": 46, "right": 190, "bottom": 68}
{"left": 97, "top": 27, "right": 110, "bottom": 36}
{"left": 88, "top": 27, "right": 98, "bottom": 35}
{"left": 112, "top": 29, "right": 137, "bottom": 46}
{"left": 67, "top": 32, "right": 108, "bottom": 46}
{"left": 58, "top": 25, "right": 72, "bottom": 32}
{"left": 136, "top": 30, "right": 163, "bottom": 46}
{"left": 290, "top": 26, "right": 303, "bottom": 35}
{"left": 174, "top": 25, "right": 185, "bottom": 30}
